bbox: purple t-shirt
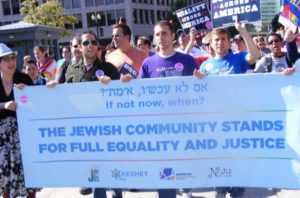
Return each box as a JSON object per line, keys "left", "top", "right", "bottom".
{"left": 138, "top": 52, "right": 198, "bottom": 78}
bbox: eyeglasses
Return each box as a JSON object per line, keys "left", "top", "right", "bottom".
{"left": 1, "top": 56, "right": 16, "bottom": 62}
{"left": 268, "top": 39, "right": 281, "bottom": 45}
{"left": 82, "top": 40, "right": 98, "bottom": 47}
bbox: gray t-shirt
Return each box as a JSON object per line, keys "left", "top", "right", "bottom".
{"left": 254, "top": 54, "right": 288, "bottom": 73}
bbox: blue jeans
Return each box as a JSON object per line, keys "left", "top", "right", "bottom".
{"left": 216, "top": 187, "right": 245, "bottom": 198}
{"left": 158, "top": 189, "right": 176, "bottom": 198}
{"left": 93, "top": 188, "right": 106, "bottom": 198}
{"left": 93, "top": 188, "right": 123, "bottom": 198}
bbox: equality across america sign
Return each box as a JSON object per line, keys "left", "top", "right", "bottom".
{"left": 211, "top": 0, "right": 261, "bottom": 28}
{"left": 15, "top": 73, "right": 300, "bottom": 189}
{"left": 175, "top": 1, "right": 212, "bottom": 32}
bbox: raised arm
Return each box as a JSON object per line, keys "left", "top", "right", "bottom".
{"left": 184, "top": 27, "right": 197, "bottom": 54}
{"left": 235, "top": 22, "right": 261, "bottom": 65}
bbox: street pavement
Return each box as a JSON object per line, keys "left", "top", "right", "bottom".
{"left": 33, "top": 188, "right": 300, "bottom": 198}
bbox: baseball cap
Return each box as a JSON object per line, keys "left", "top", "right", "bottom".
{"left": 177, "top": 29, "right": 186, "bottom": 36}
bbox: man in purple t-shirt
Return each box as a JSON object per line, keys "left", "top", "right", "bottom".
{"left": 138, "top": 21, "right": 198, "bottom": 79}
{"left": 137, "top": 20, "right": 198, "bottom": 198}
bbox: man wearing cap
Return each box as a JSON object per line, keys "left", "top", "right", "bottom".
{"left": 0, "top": 43, "right": 35, "bottom": 198}
{"left": 232, "top": 34, "right": 248, "bottom": 53}
{"left": 176, "top": 28, "right": 203, "bottom": 57}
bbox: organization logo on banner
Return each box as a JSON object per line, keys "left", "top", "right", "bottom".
{"left": 160, "top": 168, "right": 176, "bottom": 180}
{"left": 111, "top": 169, "right": 148, "bottom": 181}
{"left": 160, "top": 168, "right": 195, "bottom": 181}
{"left": 88, "top": 168, "right": 100, "bottom": 182}
{"left": 207, "top": 167, "right": 232, "bottom": 178}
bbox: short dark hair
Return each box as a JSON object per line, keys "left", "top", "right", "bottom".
{"left": 267, "top": 32, "right": 283, "bottom": 43}
{"left": 154, "top": 20, "right": 175, "bottom": 34}
{"left": 112, "top": 23, "right": 132, "bottom": 40}
{"left": 137, "top": 36, "right": 152, "bottom": 48}
{"left": 25, "top": 60, "right": 37, "bottom": 68}
{"left": 79, "top": 31, "right": 98, "bottom": 44}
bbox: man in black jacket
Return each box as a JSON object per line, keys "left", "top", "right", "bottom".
{"left": 65, "top": 31, "right": 119, "bottom": 83}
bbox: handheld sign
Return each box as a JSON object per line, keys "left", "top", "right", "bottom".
{"left": 211, "top": 0, "right": 261, "bottom": 28}
{"left": 119, "top": 62, "right": 138, "bottom": 79}
{"left": 175, "top": 1, "right": 212, "bottom": 33}
{"left": 279, "top": 0, "right": 300, "bottom": 33}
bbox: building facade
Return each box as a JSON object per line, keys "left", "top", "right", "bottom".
{"left": 0, "top": 0, "right": 203, "bottom": 47}
{"left": 260, "top": 0, "right": 280, "bottom": 32}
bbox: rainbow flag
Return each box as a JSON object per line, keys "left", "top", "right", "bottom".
{"left": 279, "top": 0, "right": 300, "bottom": 32}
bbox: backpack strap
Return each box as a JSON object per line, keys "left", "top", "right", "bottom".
{"left": 284, "top": 52, "right": 293, "bottom": 68}
{"left": 265, "top": 54, "right": 272, "bottom": 72}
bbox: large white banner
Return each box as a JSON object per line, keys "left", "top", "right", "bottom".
{"left": 15, "top": 73, "right": 300, "bottom": 189}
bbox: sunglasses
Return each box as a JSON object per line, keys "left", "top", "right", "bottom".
{"left": 1, "top": 55, "right": 16, "bottom": 62}
{"left": 82, "top": 40, "right": 98, "bottom": 47}
{"left": 268, "top": 39, "right": 281, "bottom": 45}
{"left": 72, "top": 44, "right": 79, "bottom": 48}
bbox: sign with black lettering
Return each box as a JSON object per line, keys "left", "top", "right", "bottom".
{"left": 211, "top": 0, "right": 261, "bottom": 28}
{"left": 175, "top": 1, "right": 212, "bottom": 32}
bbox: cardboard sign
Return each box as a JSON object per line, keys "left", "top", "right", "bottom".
{"left": 211, "top": 0, "right": 261, "bottom": 28}
{"left": 175, "top": 1, "right": 212, "bottom": 32}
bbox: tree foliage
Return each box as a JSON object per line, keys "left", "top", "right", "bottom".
{"left": 20, "top": 0, "right": 78, "bottom": 36}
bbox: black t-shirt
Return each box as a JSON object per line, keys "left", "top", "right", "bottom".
{"left": 65, "top": 58, "right": 120, "bottom": 83}
{"left": 0, "top": 70, "right": 33, "bottom": 119}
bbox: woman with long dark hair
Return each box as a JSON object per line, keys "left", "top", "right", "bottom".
{"left": 0, "top": 43, "right": 35, "bottom": 198}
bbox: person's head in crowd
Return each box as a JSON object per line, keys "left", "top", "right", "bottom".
{"left": 70, "top": 35, "right": 83, "bottom": 62}
{"left": 0, "top": 43, "right": 17, "bottom": 75}
{"left": 97, "top": 45, "right": 106, "bottom": 61}
{"left": 153, "top": 20, "right": 175, "bottom": 55}
{"left": 78, "top": 31, "right": 99, "bottom": 63}
{"left": 33, "top": 44, "right": 49, "bottom": 64}
{"left": 111, "top": 23, "right": 132, "bottom": 50}
{"left": 22, "top": 55, "right": 32, "bottom": 72}
{"left": 202, "top": 32, "right": 215, "bottom": 56}
{"left": 137, "top": 36, "right": 153, "bottom": 55}
{"left": 232, "top": 34, "right": 247, "bottom": 52}
{"left": 210, "top": 28, "right": 231, "bottom": 58}
{"left": 23, "top": 55, "right": 31, "bottom": 65}
{"left": 61, "top": 46, "right": 71, "bottom": 61}
{"left": 267, "top": 32, "right": 284, "bottom": 57}
{"left": 24, "top": 60, "right": 38, "bottom": 81}
{"left": 253, "top": 35, "right": 267, "bottom": 50}
{"left": 177, "top": 29, "right": 190, "bottom": 49}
